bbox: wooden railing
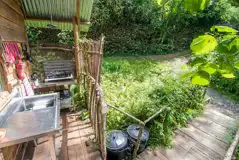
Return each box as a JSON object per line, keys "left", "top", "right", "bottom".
{"left": 78, "top": 35, "right": 107, "bottom": 160}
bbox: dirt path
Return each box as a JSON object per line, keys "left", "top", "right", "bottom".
{"left": 138, "top": 50, "right": 190, "bottom": 61}
{"left": 106, "top": 50, "right": 190, "bottom": 61}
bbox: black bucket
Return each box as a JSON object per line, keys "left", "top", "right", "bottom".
{"left": 127, "top": 124, "right": 149, "bottom": 153}
{"left": 106, "top": 130, "right": 129, "bottom": 160}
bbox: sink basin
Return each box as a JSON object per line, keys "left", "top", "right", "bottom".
{"left": 0, "top": 93, "right": 60, "bottom": 148}
{"left": 21, "top": 95, "right": 56, "bottom": 111}
{"left": 0, "top": 93, "right": 59, "bottom": 126}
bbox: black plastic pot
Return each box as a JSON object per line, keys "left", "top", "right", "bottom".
{"left": 127, "top": 124, "right": 149, "bottom": 153}
{"left": 106, "top": 130, "right": 128, "bottom": 160}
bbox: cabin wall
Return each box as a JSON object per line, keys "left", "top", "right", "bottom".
{"left": 0, "top": 0, "right": 26, "bottom": 42}
{"left": 0, "top": 1, "right": 27, "bottom": 159}
{"left": 0, "top": 0, "right": 29, "bottom": 93}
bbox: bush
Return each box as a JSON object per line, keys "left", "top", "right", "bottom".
{"left": 102, "top": 58, "right": 205, "bottom": 147}
{"left": 88, "top": 0, "right": 223, "bottom": 56}
{"left": 70, "top": 84, "right": 87, "bottom": 110}
{"left": 211, "top": 73, "right": 239, "bottom": 101}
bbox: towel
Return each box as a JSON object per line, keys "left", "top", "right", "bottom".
{"left": 2, "top": 43, "right": 22, "bottom": 64}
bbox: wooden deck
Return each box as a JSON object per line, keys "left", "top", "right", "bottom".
{"left": 23, "top": 104, "right": 236, "bottom": 160}
{"left": 24, "top": 111, "right": 102, "bottom": 160}
{"left": 137, "top": 105, "right": 237, "bottom": 160}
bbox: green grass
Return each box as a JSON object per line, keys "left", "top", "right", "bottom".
{"left": 101, "top": 57, "right": 205, "bottom": 147}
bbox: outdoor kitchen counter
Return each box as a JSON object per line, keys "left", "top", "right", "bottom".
{"left": 0, "top": 107, "right": 60, "bottom": 148}
{"left": 0, "top": 93, "right": 61, "bottom": 160}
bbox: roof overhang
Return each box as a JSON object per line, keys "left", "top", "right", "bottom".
{"left": 20, "top": 0, "right": 94, "bottom": 32}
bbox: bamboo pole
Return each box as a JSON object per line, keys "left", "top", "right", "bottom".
{"left": 108, "top": 104, "right": 144, "bottom": 125}
{"left": 132, "top": 124, "right": 144, "bottom": 159}
{"left": 73, "top": 17, "right": 80, "bottom": 83}
{"left": 144, "top": 107, "right": 170, "bottom": 124}
{"left": 224, "top": 128, "right": 239, "bottom": 160}
{"left": 31, "top": 46, "right": 73, "bottom": 52}
{"left": 99, "top": 92, "right": 108, "bottom": 160}
{"left": 97, "top": 35, "right": 105, "bottom": 84}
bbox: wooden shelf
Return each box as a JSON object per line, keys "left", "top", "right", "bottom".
{"left": 33, "top": 80, "right": 75, "bottom": 90}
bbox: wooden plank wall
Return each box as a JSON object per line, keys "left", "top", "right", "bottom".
{"left": 0, "top": 0, "right": 28, "bottom": 92}
{"left": 0, "top": 1, "right": 27, "bottom": 159}
{"left": 0, "top": 0, "right": 26, "bottom": 42}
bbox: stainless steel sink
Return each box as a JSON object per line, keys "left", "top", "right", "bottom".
{"left": 22, "top": 94, "right": 56, "bottom": 111}
{"left": 0, "top": 92, "right": 60, "bottom": 148}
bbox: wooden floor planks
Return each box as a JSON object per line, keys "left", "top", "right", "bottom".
{"left": 24, "top": 104, "right": 236, "bottom": 160}
{"left": 24, "top": 111, "right": 101, "bottom": 160}
{"left": 138, "top": 105, "right": 236, "bottom": 160}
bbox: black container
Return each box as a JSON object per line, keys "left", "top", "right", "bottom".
{"left": 106, "top": 130, "right": 128, "bottom": 160}
{"left": 127, "top": 124, "right": 149, "bottom": 153}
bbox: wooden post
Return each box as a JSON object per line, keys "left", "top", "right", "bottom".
{"left": 73, "top": 17, "right": 80, "bottom": 83}
{"left": 97, "top": 35, "right": 105, "bottom": 84}
{"left": 48, "top": 136, "right": 56, "bottom": 160}
{"left": 133, "top": 124, "right": 144, "bottom": 159}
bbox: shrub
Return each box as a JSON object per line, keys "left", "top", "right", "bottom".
{"left": 102, "top": 58, "right": 205, "bottom": 147}
{"left": 211, "top": 72, "right": 239, "bottom": 101}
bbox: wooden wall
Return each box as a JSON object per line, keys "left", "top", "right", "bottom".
{"left": 0, "top": 1, "right": 28, "bottom": 159}
{"left": 0, "top": 0, "right": 26, "bottom": 42}
{"left": 0, "top": 0, "right": 29, "bottom": 92}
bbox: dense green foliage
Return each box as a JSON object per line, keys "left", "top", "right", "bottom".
{"left": 236, "top": 144, "right": 239, "bottom": 160}
{"left": 70, "top": 84, "right": 87, "bottom": 110}
{"left": 88, "top": 0, "right": 239, "bottom": 56}
{"left": 102, "top": 58, "right": 205, "bottom": 147}
{"left": 211, "top": 73, "right": 239, "bottom": 101}
{"left": 26, "top": 27, "right": 75, "bottom": 45}
{"left": 25, "top": 0, "right": 239, "bottom": 57}
{"left": 186, "top": 25, "right": 239, "bottom": 87}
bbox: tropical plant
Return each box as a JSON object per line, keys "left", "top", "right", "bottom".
{"left": 185, "top": 25, "right": 239, "bottom": 86}
{"left": 26, "top": 27, "right": 42, "bottom": 41}
{"left": 70, "top": 84, "right": 87, "bottom": 110}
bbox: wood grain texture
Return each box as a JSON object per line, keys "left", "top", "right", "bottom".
{"left": 1, "top": 0, "right": 23, "bottom": 16}
{"left": 138, "top": 106, "right": 236, "bottom": 160}
{"left": 0, "top": 0, "right": 26, "bottom": 42}
{"left": 24, "top": 111, "right": 101, "bottom": 160}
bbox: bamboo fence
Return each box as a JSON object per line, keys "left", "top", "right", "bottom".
{"left": 78, "top": 35, "right": 107, "bottom": 160}
{"left": 78, "top": 35, "right": 171, "bottom": 159}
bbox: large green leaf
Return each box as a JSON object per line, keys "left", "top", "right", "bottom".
{"left": 191, "top": 71, "right": 210, "bottom": 86}
{"left": 221, "top": 35, "right": 238, "bottom": 42}
{"left": 189, "top": 57, "right": 207, "bottom": 67}
{"left": 211, "top": 26, "right": 238, "bottom": 34}
{"left": 181, "top": 70, "right": 197, "bottom": 81}
{"left": 190, "top": 35, "right": 218, "bottom": 55}
{"left": 228, "top": 37, "right": 239, "bottom": 53}
{"left": 219, "top": 63, "right": 235, "bottom": 78}
{"left": 184, "top": 0, "right": 211, "bottom": 13}
{"left": 222, "top": 74, "right": 235, "bottom": 78}
{"left": 217, "top": 35, "right": 237, "bottom": 54}
{"left": 219, "top": 62, "right": 234, "bottom": 73}
{"left": 235, "top": 63, "right": 239, "bottom": 70}
{"left": 202, "top": 63, "right": 218, "bottom": 74}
